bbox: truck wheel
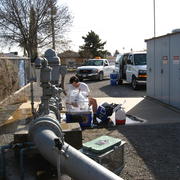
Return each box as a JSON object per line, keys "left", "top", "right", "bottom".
{"left": 118, "top": 79, "right": 123, "bottom": 85}
{"left": 98, "top": 72, "right": 104, "bottom": 81}
{"left": 132, "top": 77, "right": 139, "bottom": 90}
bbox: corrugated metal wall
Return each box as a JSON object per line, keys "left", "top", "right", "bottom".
{"left": 146, "top": 32, "right": 180, "bottom": 109}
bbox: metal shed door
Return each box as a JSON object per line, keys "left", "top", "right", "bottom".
{"left": 160, "top": 36, "right": 170, "bottom": 104}
{"left": 147, "top": 40, "right": 155, "bottom": 97}
{"left": 170, "top": 34, "right": 180, "bottom": 109}
{"left": 154, "top": 39, "right": 162, "bottom": 100}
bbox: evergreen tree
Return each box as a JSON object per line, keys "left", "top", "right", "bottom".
{"left": 79, "top": 30, "right": 109, "bottom": 58}
{"left": 114, "top": 50, "right": 120, "bottom": 57}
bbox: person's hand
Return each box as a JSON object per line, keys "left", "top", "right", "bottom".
{"left": 81, "top": 91, "right": 88, "bottom": 97}
{"left": 71, "top": 102, "right": 78, "bottom": 107}
{"left": 63, "top": 90, "right": 67, "bottom": 96}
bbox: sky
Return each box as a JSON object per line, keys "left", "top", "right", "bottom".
{"left": 59, "top": 0, "right": 180, "bottom": 55}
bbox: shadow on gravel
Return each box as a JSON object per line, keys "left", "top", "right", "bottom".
{"left": 118, "top": 123, "right": 180, "bottom": 180}
{"left": 99, "top": 83, "right": 146, "bottom": 97}
{"left": 0, "top": 121, "right": 20, "bottom": 135}
{"left": 80, "top": 78, "right": 109, "bottom": 84}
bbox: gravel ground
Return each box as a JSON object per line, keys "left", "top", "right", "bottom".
{"left": 1, "top": 72, "right": 180, "bottom": 180}
{"left": 66, "top": 72, "right": 180, "bottom": 180}
{"left": 83, "top": 123, "right": 180, "bottom": 180}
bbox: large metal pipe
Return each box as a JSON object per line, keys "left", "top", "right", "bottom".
{"left": 29, "top": 113, "right": 123, "bottom": 180}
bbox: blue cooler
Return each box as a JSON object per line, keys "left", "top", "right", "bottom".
{"left": 96, "top": 106, "right": 108, "bottom": 122}
{"left": 110, "top": 79, "right": 117, "bottom": 86}
{"left": 110, "top": 73, "right": 118, "bottom": 80}
{"left": 66, "top": 111, "right": 93, "bottom": 127}
{"left": 110, "top": 73, "right": 118, "bottom": 86}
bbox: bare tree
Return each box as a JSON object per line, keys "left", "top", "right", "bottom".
{"left": 0, "top": 0, "right": 72, "bottom": 59}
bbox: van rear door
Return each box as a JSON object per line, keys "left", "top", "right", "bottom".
{"left": 126, "top": 54, "right": 133, "bottom": 83}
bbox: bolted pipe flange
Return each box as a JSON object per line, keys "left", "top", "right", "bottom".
{"left": 29, "top": 116, "right": 63, "bottom": 141}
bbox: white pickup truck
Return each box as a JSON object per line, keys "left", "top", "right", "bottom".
{"left": 76, "top": 58, "right": 114, "bottom": 81}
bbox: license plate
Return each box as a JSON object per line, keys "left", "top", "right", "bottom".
{"left": 82, "top": 74, "right": 87, "bottom": 77}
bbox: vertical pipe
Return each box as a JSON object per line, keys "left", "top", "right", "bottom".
{"left": 30, "top": 81, "right": 35, "bottom": 117}
{"left": 0, "top": 144, "right": 12, "bottom": 178}
{"left": 20, "top": 146, "right": 36, "bottom": 180}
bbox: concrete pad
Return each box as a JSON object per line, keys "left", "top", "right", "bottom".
{"left": 95, "top": 97, "right": 180, "bottom": 125}
{"left": 0, "top": 101, "right": 39, "bottom": 127}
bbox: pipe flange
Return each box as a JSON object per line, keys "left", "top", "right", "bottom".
{"left": 29, "top": 116, "right": 62, "bottom": 140}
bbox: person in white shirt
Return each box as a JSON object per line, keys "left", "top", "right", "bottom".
{"left": 66, "top": 76, "right": 97, "bottom": 113}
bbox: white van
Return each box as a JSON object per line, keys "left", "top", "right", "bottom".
{"left": 115, "top": 51, "right": 147, "bottom": 90}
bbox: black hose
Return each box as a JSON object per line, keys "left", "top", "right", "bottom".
{"left": 20, "top": 145, "right": 36, "bottom": 180}
{"left": 0, "top": 144, "right": 12, "bottom": 179}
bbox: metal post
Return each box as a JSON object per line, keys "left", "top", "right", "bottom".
{"left": 153, "top": 0, "right": 156, "bottom": 37}
{"left": 51, "top": 0, "right": 55, "bottom": 50}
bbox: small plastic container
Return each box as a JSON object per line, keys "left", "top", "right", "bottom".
{"left": 115, "top": 107, "right": 126, "bottom": 125}
{"left": 67, "top": 89, "right": 90, "bottom": 112}
{"left": 110, "top": 73, "right": 118, "bottom": 80}
{"left": 79, "top": 100, "right": 89, "bottom": 111}
{"left": 110, "top": 79, "right": 117, "bottom": 86}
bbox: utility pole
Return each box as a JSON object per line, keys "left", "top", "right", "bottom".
{"left": 51, "top": 0, "right": 55, "bottom": 50}
{"left": 153, "top": 0, "right": 156, "bottom": 96}
{"left": 153, "top": 0, "right": 156, "bottom": 37}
